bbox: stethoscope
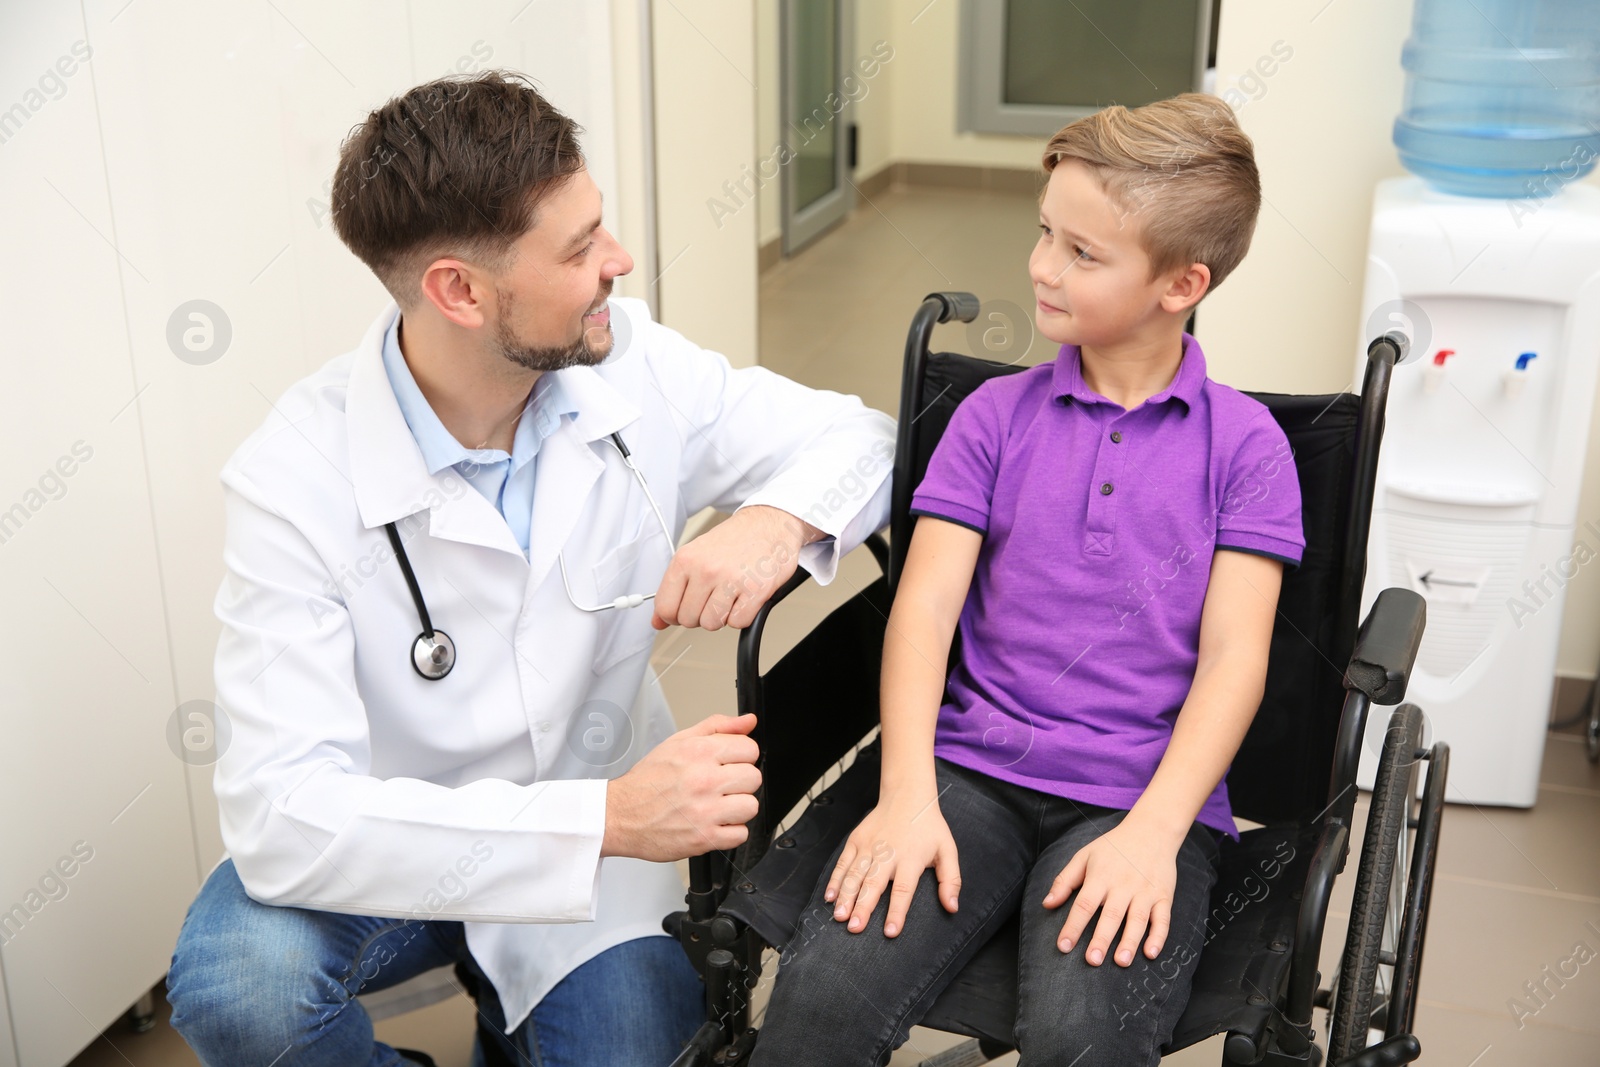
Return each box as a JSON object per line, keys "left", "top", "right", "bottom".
{"left": 386, "top": 431, "right": 674, "bottom": 680}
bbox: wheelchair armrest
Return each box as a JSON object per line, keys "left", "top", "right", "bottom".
{"left": 736, "top": 531, "right": 890, "bottom": 718}
{"left": 1343, "top": 587, "right": 1426, "bottom": 705}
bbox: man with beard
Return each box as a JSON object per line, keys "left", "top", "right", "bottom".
{"left": 165, "top": 72, "right": 894, "bottom": 1067}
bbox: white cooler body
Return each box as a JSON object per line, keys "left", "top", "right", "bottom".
{"left": 1355, "top": 176, "right": 1600, "bottom": 805}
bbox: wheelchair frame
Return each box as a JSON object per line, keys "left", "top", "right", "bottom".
{"left": 448, "top": 292, "right": 1458, "bottom": 1067}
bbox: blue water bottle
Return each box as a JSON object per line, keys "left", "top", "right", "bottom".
{"left": 1393, "top": 0, "right": 1600, "bottom": 197}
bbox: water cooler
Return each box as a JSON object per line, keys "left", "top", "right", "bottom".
{"left": 1355, "top": 180, "right": 1600, "bottom": 805}
{"left": 1352, "top": 0, "right": 1600, "bottom": 805}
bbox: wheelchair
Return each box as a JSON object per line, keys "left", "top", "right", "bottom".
{"left": 471, "top": 291, "right": 1451, "bottom": 1067}
{"left": 648, "top": 292, "right": 1457, "bottom": 1067}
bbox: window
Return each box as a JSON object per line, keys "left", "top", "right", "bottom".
{"left": 960, "top": 0, "right": 1216, "bottom": 136}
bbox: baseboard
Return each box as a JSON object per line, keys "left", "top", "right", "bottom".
{"left": 889, "top": 160, "right": 1043, "bottom": 195}
{"left": 853, "top": 161, "right": 896, "bottom": 200}
{"left": 1550, "top": 672, "right": 1597, "bottom": 725}
{"left": 758, "top": 235, "right": 782, "bottom": 273}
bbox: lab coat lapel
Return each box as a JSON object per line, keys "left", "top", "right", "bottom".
{"left": 525, "top": 425, "right": 604, "bottom": 591}
{"left": 524, "top": 365, "right": 643, "bottom": 591}
{"left": 346, "top": 303, "right": 523, "bottom": 558}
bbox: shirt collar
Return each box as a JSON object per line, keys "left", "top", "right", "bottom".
{"left": 1052, "top": 332, "right": 1206, "bottom": 413}
{"left": 380, "top": 312, "right": 578, "bottom": 476}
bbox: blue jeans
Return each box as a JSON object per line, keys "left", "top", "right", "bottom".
{"left": 166, "top": 859, "right": 703, "bottom": 1067}
{"left": 750, "top": 757, "right": 1222, "bottom": 1067}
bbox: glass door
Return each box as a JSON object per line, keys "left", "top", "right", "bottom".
{"left": 782, "top": 0, "right": 853, "bottom": 254}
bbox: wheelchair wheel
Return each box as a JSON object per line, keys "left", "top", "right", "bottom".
{"left": 1328, "top": 704, "right": 1423, "bottom": 1061}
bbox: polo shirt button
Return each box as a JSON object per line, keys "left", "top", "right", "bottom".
{"left": 1101, "top": 482, "right": 1114, "bottom": 495}
{"left": 1110, "top": 431, "right": 1122, "bottom": 443}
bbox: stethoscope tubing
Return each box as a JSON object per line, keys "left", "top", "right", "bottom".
{"left": 384, "top": 522, "right": 436, "bottom": 638}
{"left": 387, "top": 430, "right": 668, "bottom": 679}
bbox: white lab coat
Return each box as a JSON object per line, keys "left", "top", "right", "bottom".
{"left": 210, "top": 297, "right": 894, "bottom": 1034}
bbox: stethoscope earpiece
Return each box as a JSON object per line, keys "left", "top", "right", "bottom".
{"left": 410, "top": 629, "right": 456, "bottom": 680}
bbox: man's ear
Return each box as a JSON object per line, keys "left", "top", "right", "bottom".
{"left": 419, "top": 257, "right": 493, "bottom": 330}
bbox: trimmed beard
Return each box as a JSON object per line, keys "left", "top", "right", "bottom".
{"left": 494, "top": 286, "right": 613, "bottom": 372}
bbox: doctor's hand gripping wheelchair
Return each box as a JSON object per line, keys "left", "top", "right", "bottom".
{"left": 462, "top": 292, "right": 1450, "bottom": 1067}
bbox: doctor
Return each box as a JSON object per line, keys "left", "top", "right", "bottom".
{"left": 165, "top": 71, "right": 894, "bottom": 1066}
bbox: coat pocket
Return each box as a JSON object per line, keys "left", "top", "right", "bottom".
{"left": 588, "top": 517, "right": 672, "bottom": 674}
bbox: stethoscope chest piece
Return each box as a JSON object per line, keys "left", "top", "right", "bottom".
{"left": 411, "top": 629, "right": 456, "bottom": 680}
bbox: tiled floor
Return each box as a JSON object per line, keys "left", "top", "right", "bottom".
{"left": 70, "top": 185, "right": 1600, "bottom": 1066}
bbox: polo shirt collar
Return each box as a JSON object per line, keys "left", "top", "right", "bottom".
{"left": 1052, "top": 332, "right": 1206, "bottom": 413}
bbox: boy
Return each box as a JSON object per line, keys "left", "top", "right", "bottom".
{"left": 750, "top": 93, "right": 1305, "bottom": 1066}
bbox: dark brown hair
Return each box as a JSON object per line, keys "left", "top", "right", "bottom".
{"left": 331, "top": 71, "right": 586, "bottom": 306}
{"left": 1043, "top": 93, "right": 1260, "bottom": 296}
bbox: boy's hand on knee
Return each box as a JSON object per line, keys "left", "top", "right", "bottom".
{"left": 1043, "top": 821, "right": 1179, "bottom": 968}
{"left": 823, "top": 798, "right": 961, "bottom": 938}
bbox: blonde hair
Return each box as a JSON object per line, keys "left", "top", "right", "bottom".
{"left": 1042, "top": 93, "right": 1260, "bottom": 295}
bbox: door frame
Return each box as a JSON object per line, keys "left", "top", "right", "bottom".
{"left": 780, "top": 0, "right": 856, "bottom": 255}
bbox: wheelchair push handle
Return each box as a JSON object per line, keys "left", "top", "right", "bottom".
{"left": 922, "top": 291, "right": 981, "bottom": 324}
{"left": 1367, "top": 330, "right": 1410, "bottom": 367}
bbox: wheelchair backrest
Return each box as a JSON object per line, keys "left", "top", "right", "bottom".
{"left": 890, "top": 347, "right": 1370, "bottom": 827}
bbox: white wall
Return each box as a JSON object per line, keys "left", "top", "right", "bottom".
{"left": 0, "top": 6, "right": 192, "bottom": 1061}
{"left": 651, "top": 0, "right": 760, "bottom": 367}
{"left": 0, "top": 2, "right": 639, "bottom": 1061}
{"left": 852, "top": 0, "right": 899, "bottom": 181}
{"left": 610, "top": 0, "right": 659, "bottom": 311}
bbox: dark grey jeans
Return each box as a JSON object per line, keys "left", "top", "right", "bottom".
{"left": 750, "top": 756, "right": 1222, "bottom": 1067}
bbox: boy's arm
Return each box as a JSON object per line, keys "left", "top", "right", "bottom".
{"left": 878, "top": 517, "right": 984, "bottom": 799}
{"left": 1045, "top": 548, "right": 1283, "bottom": 967}
{"left": 824, "top": 515, "right": 983, "bottom": 935}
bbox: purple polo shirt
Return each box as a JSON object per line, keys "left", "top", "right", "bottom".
{"left": 909, "top": 334, "right": 1304, "bottom": 837}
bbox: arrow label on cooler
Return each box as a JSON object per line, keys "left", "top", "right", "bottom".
{"left": 1404, "top": 560, "right": 1489, "bottom": 605}
{"left": 1417, "top": 571, "right": 1477, "bottom": 588}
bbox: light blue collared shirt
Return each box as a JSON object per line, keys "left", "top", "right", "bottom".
{"left": 381, "top": 313, "right": 575, "bottom": 554}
